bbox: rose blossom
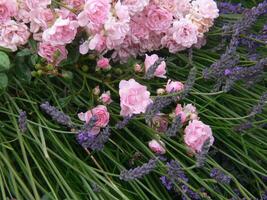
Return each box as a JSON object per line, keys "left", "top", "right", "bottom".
{"left": 184, "top": 120, "right": 214, "bottom": 153}
{"left": 77, "top": 0, "right": 110, "bottom": 28}
{"left": 166, "top": 79, "right": 184, "bottom": 93}
{"left": 122, "top": 0, "right": 149, "bottom": 16}
{"left": 144, "top": 54, "right": 167, "bottom": 78}
{"left": 119, "top": 79, "right": 153, "bottom": 117}
{"left": 38, "top": 42, "right": 68, "bottom": 65}
{"left": 78, "top": 105, "right": 110, "bottom": 128}
{"left": 93, "top": 85, "right": 100, "bottom": 96}
{"left": 145, "top": 3, "right": 173, "bottom": 34}
{"left": 150, "top": 113, "right": 169, "bottom": 133}
{"left": 184, "top": 104, "right": 198, "bottom": 120}
{"left": 172, "top": 18, "right": 198, "bottom": 48}
{"left": 99, "top": 91, "right": 112, "bottom": 105}
{"left": 42, "top": 17, "right": 79, "bottom": 46}
{"left": 64, "top": 0, "right": 85, "bottom": 9}
{"left": 25, "top": 0, "right": 51, "bottom": 10}
{"left": 0, "top": 0, "right": 18, "bottom": 22}
{"left": 175, "top": 104, "right": 187, "bottom": 123}
{"left": 30, "top": 8, "right": 54, "bottom": 33}
{"left": 148, "top": 139, "right": 166, "bottom": 154}
{"left": 0, "top": 20, "right": 30, "bottom": 51}
{"left": 97, "top": 57, "right": 110, "bottom": 70}
{"left": 191, "top": 0, "right": 219, "bottom": 19}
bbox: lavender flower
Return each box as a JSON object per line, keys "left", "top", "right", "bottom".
{"left": 160, "top": 176, "right": 173, "bottom": 191}
{"left": 145, "top": 58, "right": 165, "bottom": 79}
{"left": 166, "top": 115, "right": 182, "bottom": 137}
{"left": 18, "top": 111, "right": 27, "bottom": 133}
{"left": 116, "top": 115, "right": 135, "bottom": 129}
{"left": 180, "top": 67, "right": 197, "bottom": 99}
{"left": 77, "top": 125, "right": 111, "bottom": 151}
{"left": 210, "top": 168, "right": 231, "bottom": 184}
{"left": 91, "top": 182, "right": 101, "bottom": 192}
{"left": 40, "top": 101, "right": 72, "bottom": 127}
{"left": 119, "top": 157, "right": 158, "bottom": 181}
{"left": 235, "top": 91, "right": 267, "bottom": 132}
{"left": 196, "top": 138, "right": 210, "bottom": 168}
{"left": 218, "top": 2, "right": 245, "bottom": 14}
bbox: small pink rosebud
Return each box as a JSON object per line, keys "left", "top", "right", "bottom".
{"left": 93, "top": 85, "right": 100, "bottom": 96}
{"left": 148, "top": 139, "right": 166, "bottom": 155}
{"left": 134, "top": 64, "right": 143, "bottom": 73}
{"left": 174, "top": 104, "right": 187, "bottom": 123}
{"left": 165, "top": 79, "right": 184, "bottom": 93}
{"left": 97, "top": 57, "right": 110, "bottom": 70}
{"left": 99, "top": 91, "right": 112, "bottom": 105}
{"left": 157, "top": 88, "right": 166, "bottom": 95}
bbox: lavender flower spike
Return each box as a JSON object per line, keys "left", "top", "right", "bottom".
{"left": 40, "top": 101, "right": 72, "bottom": 127}
{"left": 18, "top": 110, "right": 27, "bottom": 133}
{"left": 210, "top": 168, "right": 231, "bottom": 184}
{"left": 120, "top": 157, "right": 158, "bottom": 181}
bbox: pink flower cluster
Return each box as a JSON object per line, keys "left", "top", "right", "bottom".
{"left": 0, "top": 0, "right": 218, "bottom": 64}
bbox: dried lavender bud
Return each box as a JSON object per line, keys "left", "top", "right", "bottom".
{"left": 119, "top": 157, "right": 158, "bottom": 181}
{"left": 166, "top": 115, "right": 182, "bottom": 137}
{"left": 18, "top": 111, "right": 27, "bottom": 133}
{"left": 145, "top": 58, "right": 165, "bottom": 79}
{"left": 90, "top": 126, "right": 111, "bottom": 151}
{"left": 166, "top": 160, "right": 188, "bottom": 184}
{"left": 40, "top": 101, "right": 72, "bottom": 127}
{"left": 116, "top": 115, "right": 135, "bottom": 129}
{"left": 160, "top": 176, "right": 173, "bottom": 191}
{"left": 182, "top": 185, "right": 201, "bottom": 200}
{"left": 210, "top": 168, "right": 231, "bottom": 184}
{"left": 180, "top": 67, "right": 197, "bottom": 99}
{"left": 218, "top": 2, "right": 245, "bottom": 14}
{"left": 196, "top": 138, "right": 210, "bottom": 168}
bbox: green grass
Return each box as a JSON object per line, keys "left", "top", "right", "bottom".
{"left": 0, "top": 1, "right": 266, "bottom": 200}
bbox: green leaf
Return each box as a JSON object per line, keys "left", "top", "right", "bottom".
{"left": 0, "top": 73, "right": 8, "bottom": 90}
{"left": 0, "top": 51, "right": 10, "bottom": 72}
{"left": 16, "top": 49, "right": 32, "bottom": 57}
{"left": 30, "top": 54, "right": 39, "bottom": 66}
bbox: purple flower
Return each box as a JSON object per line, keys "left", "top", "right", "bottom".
{"left": 218, "top": 2, "right": 245, "bottom": 14}
{"left": 40, "top": 101, "right": 72, "bottom": 127}
{"left": 210, "top": 168, "right": 231, "bottom": 184}
{"left": 18, "top": 111, "right": 27, "bottom": 133}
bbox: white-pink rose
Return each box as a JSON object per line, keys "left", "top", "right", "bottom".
{"left": 78, "top": 105, "right": 110, "bottom": 128}
{"left": 166, "top": 79, "right": 184, "bottom": 93}
{"left": 144, "top": 54, "right": 167, "bottom": 78}
{"left": 77, "top": 0, "right": 110, "bottom": 28}
{"left": 0, "top": 20, "right": 30, "bottom": 51}
{"left": 148, "top": 139, "right": 166, "bottom": 154}
{"left": 42, "top": 17, "right": 78, "bottom": 46}
{"left": 64, "top": 0, "right": 85, "bottom": 9}
{"left": 38, "top": 42, "right": 68, "bottom": 65}
{"left": 122, "top": 0, "right": 149, "bottom": 16}
{"left": 184, "top": 120, "right": 214, "bottom": 153}
{"left": 172, "top": 18, "right": 198, "bottom": 48}
{"left": 97, "top": 57, "right": 110, "bottom": 70}
{"left": 191, "top": 0, "right": 219, "bottom": 19}
{"left": 0, "top": 0, "right": 18, "bottom": 22}
{"left": 145, "top": 4, "right": 173, "bottom": 34}
{"left": 25, "top": 0, "right": 51, "bottom": 10}
{"left": 119, "top": 79, "right": 153, "bottom": 117}
{"left": 99, "top": 91, "right": 112, "bottom": 105}
{"left": 30, "top": 8, "right": 54, "bottom": 33}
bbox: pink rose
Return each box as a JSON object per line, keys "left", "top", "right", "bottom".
{"left": 93, "top": 85, "right": 100, "bottom": 96}
{"left": 78, "top": 105, "right": 110, "bottom": 128}
{"left": 145, "top": 4, "right": 173, "bottom": 34}
{"left": 0, "top": 0, "right": 18, "bottom": 22}
{"left": 97, "top": 57, "right": 110, "bottom": 70}
{"left": 99, "top": 91, "right": 112, "bottom": 105}
{"left": 191, "top": 0, "right": 219, "bottom": 19}
{"left": 122, "top": 0, "right": 149, "bottom": 16}
{"left": 38, "top": 42, "right": 68, "bottom": 65}
{"left": 25, "top": 0, "right": 51, "bottom": 10}
{"left": 144, "top": 54, "right": 167, "bottom": 78}
{"left": 119, "top": 79, "right": 153, "bottom": 117}
{"left": 175, "top": 104, "right": 187, "bottom": 123}
{"left": 80, "top": 33, "right": 106, "bottom": 54}
{"left": 42, "top": 17, "right": 78, "bottom": 46}
{"left": 77, "top": 0, "right": 110, "bottom": 28}
{"left": 0, "top": 20, "right": 30, "bottom": 51}
{"left": 30, "top": 8, "right": 54, "bottom": 33}
{"left": 172, "top": 18, "right": 198, "bottom": 48}
{"left": 64, "top": 0, "right": 85, "bottom": 9}
{"left": 150, "top": 113, "right": 169, "bottom": 133}
{"left": 148, "top": 139, "right": 166, "bottom": 154}
{"left": 184, "top": 120, "right": 214, "bottom": 153}
{"left": 166, "top": 79, "right": 184, "bottom": 93}
{"left": 129, "top": 13, "right": 150, "bottom": 43}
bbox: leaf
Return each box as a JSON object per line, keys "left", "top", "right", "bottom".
{"left": 14, "top": 58, "right": 32, "bottom": 84}
{"left": 30, "top": 54, "right": 39, "bottom": 65}
{"left": 0, "top": 51, "right": 10, "bottom": 72}
{"left": 0, "top": 73, "right": 8, "bottom": 90}
{"left": 60, "top": 47, "right": 80, "bottom": 66}
{"left": 16, "top": 49, "right": 32, "bottom": 57}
